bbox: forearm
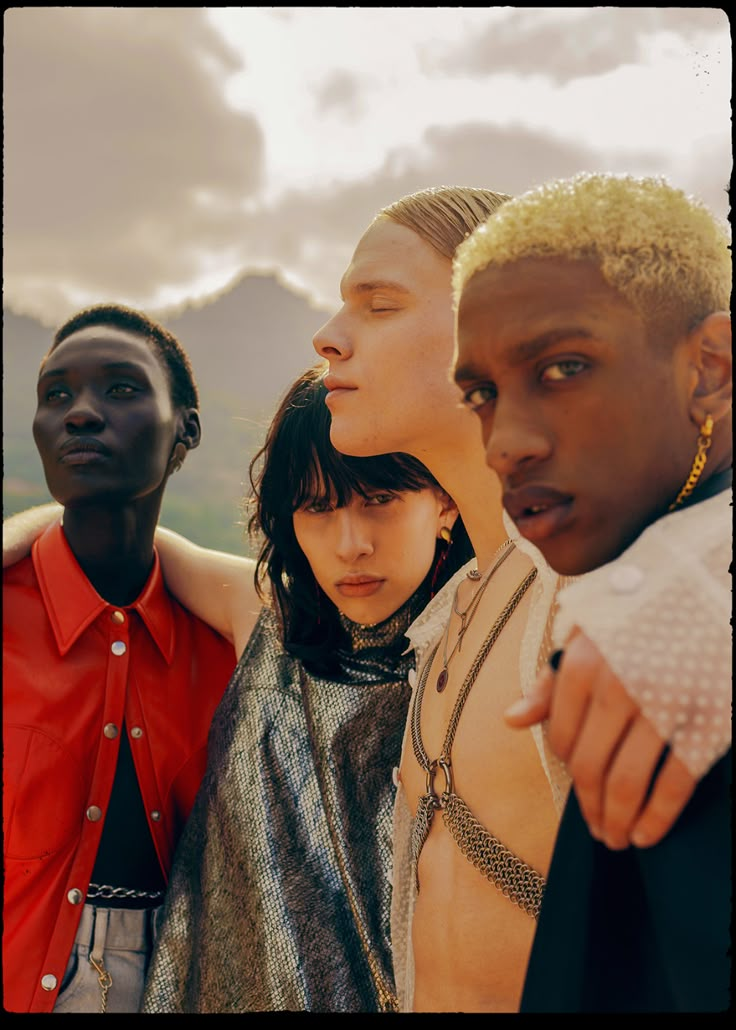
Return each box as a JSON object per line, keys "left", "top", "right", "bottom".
{"left": 154, "top": 526, "right": 260, "bottom": 646}
{"left": 552, "top": 496, "right": 732, "bottom": 778}
{"left": 3, "top": 502, "right": 62, "bottom": 567}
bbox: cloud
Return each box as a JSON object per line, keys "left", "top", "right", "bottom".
{"left": 223, "top": 119, "right": 689, "bottom": 310}
{"left": 4, "top": 7, "right": 729, "bottom": 327}
{"left": 314, "top": 69, "right": 365, "bottom": 117}
{"left": 422, "top": 8, "right": 730, "bottom": 84}
{"left": 3, "top": 8, "right": 263, "bottom": 319}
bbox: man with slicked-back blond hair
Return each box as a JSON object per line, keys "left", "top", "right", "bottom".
{"left": 314, "top": 185, "right": 573, "bottom": 1012}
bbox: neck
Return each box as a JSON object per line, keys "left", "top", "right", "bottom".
{"left": 61, "top": 498, "right": 161, "bottom": 606}
{"left": 412, "top": 430, "right": 508, "bottom": 569}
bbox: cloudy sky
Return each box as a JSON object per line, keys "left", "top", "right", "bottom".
{"left": 3, "top": 6, "right": 731, "bottom": 327}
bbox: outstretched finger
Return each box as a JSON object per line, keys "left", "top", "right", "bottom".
{"left": 629, "top": 749, "right": 697, "bottom": 849}
{"left": 563, "top": 667, "right": 639, "bottom": 838}
{"left": 594, "top": 715, "right": 668, "bottom": 849}
{"left": 545, "top": 634, "right": 607, "bottom": 765}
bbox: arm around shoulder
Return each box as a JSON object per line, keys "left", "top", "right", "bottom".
{"left": 3, "top": 502, "right": 63, "bottom": 568}
{"left": 154, "top": 526, "right": 263, "bottom": 654}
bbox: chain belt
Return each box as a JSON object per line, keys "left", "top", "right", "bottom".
{"left": 87, "top": 883, "right": 165, "bottom": 902}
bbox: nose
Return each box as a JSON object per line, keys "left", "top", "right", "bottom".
{"left": 312, "top": 310, "right": 353, "bottom": 361}
{"left": 65, "top": 390, "right": 105, "bottom": 432}
{"left": 333, "top": 508, "right": 374, "bottom": 563}
{"left": 483, "top": 401, "right": 552, "bottom": 480}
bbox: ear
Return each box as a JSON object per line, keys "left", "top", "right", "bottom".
{"left": 687, "top": 312, "right": 732, "bottom": 427}
{"left": 179, "top": 408, "right": 202, "bottom": 453}
{"left": 167, "top": 409, "right": 201, "bottom": 476}
{"left": 437, "top": 490, "right": 460, "bottom": 535}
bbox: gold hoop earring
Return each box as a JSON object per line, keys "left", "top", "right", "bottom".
{"left": 668, "top": 414, "right": 714, "bottom": 511}
{"left": 439, "top": 526, "right": 452, "bottom": 544}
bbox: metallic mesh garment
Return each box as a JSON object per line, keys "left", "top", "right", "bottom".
{"left": 141, "top": 594, "right": 428, "bottom": 1013}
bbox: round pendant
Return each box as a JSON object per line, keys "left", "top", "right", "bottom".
{"left": 467, "top": 569, "right": 481, "bottom": 580}
{"left": 436, "top": 667, "right": 449, "bottom": 693}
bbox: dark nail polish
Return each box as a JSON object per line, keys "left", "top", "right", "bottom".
{"left": 549, "top": 648, "right": 564, "bottom": 672}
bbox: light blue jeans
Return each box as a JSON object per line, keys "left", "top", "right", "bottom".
{"left": 53, "top": 904, "right": 162, "bottom": 1013}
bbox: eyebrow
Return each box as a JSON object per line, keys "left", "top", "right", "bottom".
{"left": 340, "top": 278, "right": 411, "bottom": 299}
{"left": 454, "top": 328, "right": 594, "bottom": 383}
{"left": 38, "top": 360, "right": 150, "bottom": 383}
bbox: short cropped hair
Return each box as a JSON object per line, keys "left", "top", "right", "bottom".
{"left": 379, "top": 185, "right": 512, "bottom": 261}
{"left": 47, "top": 302, "right": 198, "bottom": 410}
{"left": 453, "top": 173, "right": 732, "bottom": 344}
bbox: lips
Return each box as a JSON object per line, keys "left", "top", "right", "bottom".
{"left": 335, "top": 574, "right": 384, "bottom": 598}
{"left": 323, "top": 374, "right": 356, "bottom": 395}
{"left": 58, "top": 437, "right": 111, "bottom": 464}
{"left": 503, "top": 485, "right": 574, "bottom": 545}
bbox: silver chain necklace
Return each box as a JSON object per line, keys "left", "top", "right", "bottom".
{"left": 436, "top": 539, "right": 514, "bottom": 693}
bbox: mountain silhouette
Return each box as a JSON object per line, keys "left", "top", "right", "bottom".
{"left": 3, "top": 272, "right": 334, "bottom": 553}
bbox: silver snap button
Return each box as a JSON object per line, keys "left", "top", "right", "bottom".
{"left": 67, "top": 888, "right": 84, "bottom": 905}
{"left": 41, "top": 974, "right": 58, "bottom": 992}
{"left": 103, "top": 723, "right": 119, "bottom": 739}
{"left": 86, "top": 806, "right": 102, "bottom": 822}
{"left": 130, "top": 726, "right": 143, "bottom": 739}
{"left": 111, "top": 610, "right": 126, "bottom": 624}
{"left": 111, "top": 640, "right": 127, "bottom": 656}
{"left": 150, "top": 810, "right": 161, "bottom": 821}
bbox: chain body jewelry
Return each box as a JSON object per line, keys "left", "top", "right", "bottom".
{"left": 409, "top": 565, "right": 544, "bottom": 919}
{"left": 669, "top": 414, "right": 714, "bottom": 511}
{"left": 89, "top": 955, "right": 113, "bottom": 1013}
{"left": 436, "top": 539, "right": 514, "bottom": 693}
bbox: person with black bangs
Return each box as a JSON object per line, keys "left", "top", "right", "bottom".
{"left": 136, "top": 362, "right": 470, "bottom": 1012}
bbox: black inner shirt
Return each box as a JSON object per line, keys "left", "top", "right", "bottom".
{"left": 90, "top": 722, "right": 167, "bottom": 903}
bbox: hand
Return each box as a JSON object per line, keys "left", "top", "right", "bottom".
{"left": 505, "top": 627, "right": 697, "bottom": 849}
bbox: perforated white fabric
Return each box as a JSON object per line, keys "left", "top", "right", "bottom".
{"left": 553, "top": 490, "right": 732, "bottom": 778}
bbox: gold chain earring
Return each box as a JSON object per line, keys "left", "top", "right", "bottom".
{"left": 668, "top": 414, "right": 714, "bottom": 511}
{"left": 430, "top": 525, "right": 453, "bottom": 598}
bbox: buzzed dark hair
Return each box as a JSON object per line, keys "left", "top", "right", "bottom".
{"left": 47, "top": 302, "right": 198, "bottom": 410}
